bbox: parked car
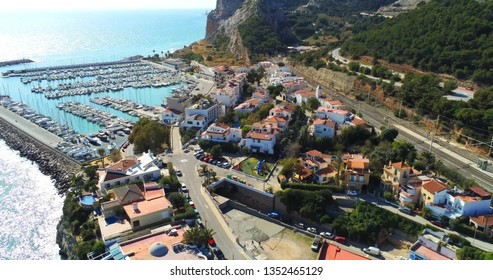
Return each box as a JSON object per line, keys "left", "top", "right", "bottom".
{"left": 208, "top": 238, "right": 217, "bottom": 247}
{"left": 194, "top": 148, "right": 203, "bottom": 153}
{"left": 431, "top": 220, "right": 444, "bottom": 228}
{"left": 200, "top": 246, "right": 214, "bottom": 260}
{"left": 176, "top": 170, "right": 183, "bottom": 177}
{"left": 294, "top": 222, "right": 304, "bottom": 229}
{"left": 398, "top": 207, "right": 412, "bottom": 215}
{"left": 267, "top": 212, "right": 280, "bottom": 219}
{"left": 320, "top": 232, "right": 334, "bottom": 240}
{"left": 189, "top": 200, "right": 195, "bottom": 209}
{"left": 347, "top": 190, "right": 358, "bottom": 196}
{"left": 334, "top": 236, "right": 347, "bottom": 243}
{"left": 311, "top": 236, "right": 323, "bottom": 252}
{"left": 307, "top": 227, "right": 317, "bottom": 234}
{"left": 363, "top": 246, "right": 381, "bottom": 256}
{"left": 212, "top": 247, "right": 226, "bottom": 260}
{"left": 180, "top": 183, "right": 188, "bottom": 193}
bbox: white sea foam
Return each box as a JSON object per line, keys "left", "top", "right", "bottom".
{"left": 0, "top": 140, "right": 63, "bottom": 260}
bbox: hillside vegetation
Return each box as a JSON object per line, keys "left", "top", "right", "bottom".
{"left": 342, "top": 0, "right": 493, "bottom": 85}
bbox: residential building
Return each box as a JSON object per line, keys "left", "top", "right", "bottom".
{"left": 343, "top": 154, "right": 371, "bottom": 193}
{"left": 263, "top": 116, "right": 288, "bottom": 134}
{"left": 318, "top": 97, "right": 346, "bottom": 110}
{"left": 381, "top": 161, "right": 422, "bottom": 195}
{"left": 164, "top": 95, "right": 192, "bottom": 114}
{"left": 200, "top": 122, "right": 242, "bottom": 143}
{"left": 269, "top": 104, "right": 295, "bottom": 121}
{"left": 240, "top": 131, "right": 276, "bottom": 154}
{"left": 181, "top": 114, "right": 206, "bottom": 130}
{"left": 315, "top": 106, "right": 352, "bottom": 125}
{"left": 295, "top": 150, "right": 337, "bottom": 184}
{"left": 421, "top": 179, "right": 450, "bottom": 207}
{"left": 425, "top": 185, "right": 492, "bottom": 218}
{"left": 184, "top": 99, "right": 220, "bottom": 129}
{"left": 252, "top": 88, "right": 271, "bottom": 103}
{"left": 99, "top": 152, "right": 161, "bottom": 192}
{"left": 294, "top": 89, "right": 316, "bottom": 106}
{"left": 211, "top": 74, "right": 245, "bottom": 108}
{"left": 409, "top": 229, "right": 456, "bottom": 260}
{"left": 100, "top": 183, "right": 173, "bottom": 231}
{"left": 398, "top": 175, "right": 432, "bottom": 207}
{"left": 161, "top": 108, "right": 183, "bottom": 125}
{"left": 470, "top": 214, "right": 493, "bottom": 237}
{"left": 311, "top": 118, "right": 336, "bottom": 139}
{"left": 235, "top": 98, "right": 261, "bottom": 114}
{"left": 319, "top": 242, "right": 370, "bottom": 260}
{"left": 282, "top": 79, "right": 308, "bottom": 94}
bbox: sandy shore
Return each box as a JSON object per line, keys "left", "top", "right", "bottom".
{"left": 0, "top": 105, "right": 62, "bottom": 148}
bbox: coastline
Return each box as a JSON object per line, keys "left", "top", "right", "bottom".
{"left": 0, "top": 114, "right": 80, "bottom": 194}
{"left": 0, "top": 58, "right": 34, "bottom": 67}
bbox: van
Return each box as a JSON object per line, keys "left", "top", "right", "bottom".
{"left": 311, "top": 236, "right": 322, "bottom": 252}
{"left": 363, "top": 246, "right": 381, "bottom": 256}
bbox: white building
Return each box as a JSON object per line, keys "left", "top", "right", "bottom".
{"left": 294, "top": 89, "right": 316, "bottom": 106}
{"left": 312, "top": 118, "right": 336, "bottom": 138}
{"left": 182, "top": 114, "right": 206, "bottom": 130}
{"left": 315, "top": 106, "right": 352, "bottom": 125}
{"left": 201, "top": 122, "right": 242, "bottom": 143}
{"left": 269, "top": 105, "right": 294, "bottom": 121}
{"left": 99, "top": 152, "right": 161, "bottom": 192}
{"left": 161, "top": 108, "right": 183, "bottom": 125}
{"left": 234, "top": 98, "right": 261, "bottom": 114}
{"left": 184, "top": 99, "right": 220, "bottom": 129}
{"left": 240, "top": 131, "right": 276, "bottom": 155}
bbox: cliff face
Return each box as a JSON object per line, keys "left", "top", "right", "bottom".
{"left": 206, "top": 0, "right": 300, "bottom": 64}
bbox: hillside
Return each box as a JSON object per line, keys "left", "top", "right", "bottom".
{"left": 342, "top": 0, "right": 493, "bottom": 85}
{"left": 204, "top": 0, "right": 400, "bottom": 63}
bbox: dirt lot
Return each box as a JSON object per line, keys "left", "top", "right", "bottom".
{"left": 223, "top": 208, "right": 318, "bottom": 260}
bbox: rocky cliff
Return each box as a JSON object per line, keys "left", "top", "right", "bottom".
{"left": 205, "top": 0, "right": 300, "bottom": 64}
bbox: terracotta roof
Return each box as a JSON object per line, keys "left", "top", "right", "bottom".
{"left": 350, "top": 161, "right": 368, "bottom": 170}
{"left": 468, "top": 186, "right": 491, "bottom": 198}
{"left": 246, "top": 131, "right": 274, "bottom": 140}
{"left": 264, "top": 116, "right": 287, "bottom": 123}
{"left": 470, "top": 214, "right": 493, "bottom": 227}
{"left": 295, "top": 89, "right": 315, "bottom": 98}
{"left": 422, "top": 180, "right": 449, "bottom": 194}
{"left": 164, "top": 108, "right": 182, "bottom": 115}
{"left": 123, "top": 195, "right": 171, "bottom": 220}
{"left": 392, "top": 161, "right": 411, "bottom": 170}
{"left": 214, "top": 122, "right": 230, "bottom": 129}
{"left": 352, "top": 118, "right": 367, "bottom": 126}
{"left": 317, "top": 106, "right": 350, "bottom": 115}
{"left": 313, "top": 118, "right": 335, "bottom": 127}
{"left": 297, "top": 168, "right": 313, "bottom": 178}
{"left": 322, "top": 243, "right": 370, "bottom": 260}
{"left": 306, "top": 150, "right": 323, "bottom": 158}
{"left": 107, "top": 158, "right": 137, "bottom": 172}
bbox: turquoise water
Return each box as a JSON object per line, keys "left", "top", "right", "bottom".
{"left": 0, "top": 9, "right": 207, "bottom": 259}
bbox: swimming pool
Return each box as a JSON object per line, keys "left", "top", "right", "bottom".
{"left": 80, "top": 195, "right": 96, "bottom": 206}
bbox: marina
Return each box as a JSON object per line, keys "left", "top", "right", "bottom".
{"left": 0, "top": 58, "right": 200, "bottom": 162}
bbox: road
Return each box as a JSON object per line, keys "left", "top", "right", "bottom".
{"left": 360, "top": 194, "right": 493, "bottom": 252}
{"left": 167, "top": 126, "right": 250, "bottom": 260}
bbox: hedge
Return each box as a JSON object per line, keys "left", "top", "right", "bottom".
{"left": 281, "top": 182, "right": 344, "bottom": 193}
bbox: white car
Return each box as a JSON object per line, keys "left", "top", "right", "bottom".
{"left": 347, "top": 190, "right": 358, "bottom": 196}
{"left": 320, "top": 232, "right": 334, "bottom": 240}
{"left": 181, "top": 183, "right": 188, "bottom": 193}
{"left": 307, "top": 227, "right": 317, "bottom": 234}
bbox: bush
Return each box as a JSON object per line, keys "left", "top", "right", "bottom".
{"left": 281, "top": 182, "right": 343, "bottom": 193}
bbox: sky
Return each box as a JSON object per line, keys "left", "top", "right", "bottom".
{"left": 1, "top": 0, "right": 217, "bottom": 11}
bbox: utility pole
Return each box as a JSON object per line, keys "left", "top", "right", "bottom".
{"left": 435, "top": 115, "right": 440, "bottom": 135}
{"left": 489, "top": 135, "right": 493, "bottom": 156}
{"left": 398, "top": 100, "right": 403, "bottom": 118}
{"left": 429, "top": 133, "right": 434, "bottom": 153}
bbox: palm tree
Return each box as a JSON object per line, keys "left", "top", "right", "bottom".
{"left": 97, "top": 148, "right": 106, "bottom": 167}
{"left": 183, "top": 227, "right": 215, "bottom": 246}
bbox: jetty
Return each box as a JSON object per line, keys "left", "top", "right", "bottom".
{"left": 0, "top": 58, "right": 33, "bottom": 67}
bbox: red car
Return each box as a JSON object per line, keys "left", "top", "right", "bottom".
{"left": 334, "top": 236, "right": 347, "bottom": 243}
{"left": 431, "top": 220, "right": 444, "bottom": 228}
{"left": 208, "top": 238, "right": 217, "bottom": 247}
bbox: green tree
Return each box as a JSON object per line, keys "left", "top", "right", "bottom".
{"left": 378, "top": 128, "right": 399, "bottom": 143}
{"left": 210, "top": 145, "right": 222, "bottom": 159}
{"left": 129, "top": 118, "right": 170, "bottom": 154}
{"left": 183, "top": 227, "right": 215, "bottom": 246}
{"left": 306, "top": 96, "right": 321, "bottom": 111}
{"left": 168, "top": 192, "right": 186, "bottom": 209}
{"left": 391, "top": 140, "right": 417, "bottom": 163}
{"left": 76, "top": 241, "right": 93, "bottom": 260}
{"left": 109, "top": 149, "right": 122, "bottom": 163}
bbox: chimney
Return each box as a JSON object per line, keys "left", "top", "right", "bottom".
{"left": 132, "top": 202, "right": 139, "bottom": 213}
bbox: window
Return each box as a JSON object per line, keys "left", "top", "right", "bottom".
{"left": 133, "top": 220, "right": 140, "bottom": 228}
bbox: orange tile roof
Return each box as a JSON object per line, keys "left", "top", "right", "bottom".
{"left": 107, "top": 158, "right": 137, "bottom": 172}
{"left": 316, "top": 166, "right": 336, "bottom": 175}
{"left": 123, "top": 196, "right": 172, "bottom": 220}
{"left": 264, "top": 116, "right": 287, "bottom": 123}
{"left": 295, "top": 89, "right": 315, "bottom": 98}
{"left": 423, "top": 180, "right": 449, "bottom": 194}
{"left": 468, "top": 186, "right": 490, "bottom": 198}
{"left": 350, "top": 161, "right": 368, "bottom": 169}
{"left": 313, "top": 118, "right": 335, "bottom": 127}
{"left": 164, "top": 108, "right": 182, "bottom": 115}
{"left": 414, "top": 244, "right": 451, "bottom": 260}
{"left": 297, "top": 168, "right": 313, "bottom": 178}
{"left": 392, "top": 161, "right": 411, "bottom": 170}
{"left": 352, "top": 118, "right": 367, "bottom": 126}
{"left": 145, "top": 188, "right": 165, "bottom": 200}
{"left": 322, "top": 243, "right": 370, "bottom": 260}
{"left": 246, "top": 131, "right": 274, "bottom": 140}
{"left": 306, "top": 150, "right": 323, "bottom": 158}
{"left": 470, "top": 214, "right": 493, "bottom": 227}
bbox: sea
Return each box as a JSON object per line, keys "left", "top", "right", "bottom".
{"left": 0, "top": 9, "right": 207, "bottom": 260}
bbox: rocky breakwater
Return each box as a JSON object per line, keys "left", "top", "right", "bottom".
{"left": 0, "top": 117, "right": 80, "bottom": 194}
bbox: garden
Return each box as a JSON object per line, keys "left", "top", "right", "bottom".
{"left": 234, "top": 156, "right": 276, "bottom": 179}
